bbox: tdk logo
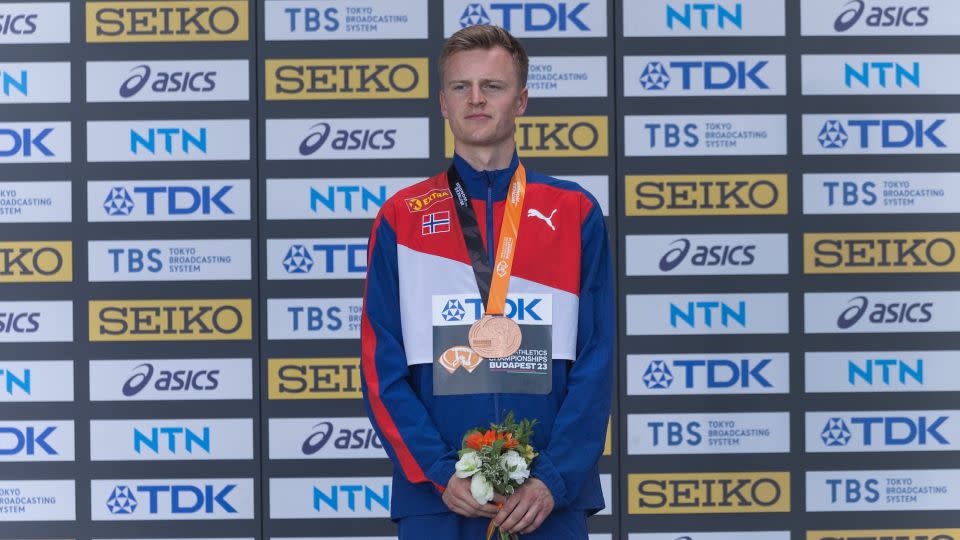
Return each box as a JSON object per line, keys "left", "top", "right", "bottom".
{"left": 668, "top": 2, "right": 742, "bottom": 30}
{"left": 131, "top": 127, "right": 207, "bottom": 155}
{"left": 639, "top": 60, "right": 768, "bottom": 91}
{"left": 849, "top": 358, "right": 923, "bottom": 386}
{"left": 0, "top": 13, "right": 38, "bottom": 35}
{"left": 845, "top": 61, "right": 920, "bottom": 88}
{"left": 302, "top": 421, "right": 382, "bottom": 455}
{"left": 643, "top": 358, "right": 772, "bottom": 390}
{"left": 834, "top": 1, "right": 929, "bottom": 33}
{"left": 106, "top": 483, "right": 238, "bottom": 515}
{"left": 0, "top": 127, "right": 54, "bottom": 157}
{"left": 311, "top": 185, "right": 387, "bottom": 214}
{"left": 670, "top": 300, "right": 746, "bottom": 328}
{"left": 123, "top": 363, "right": 219, "bottom": 397}
{"left": 134, "top": 426, "right": 210, "bottom": 455}
{"left": 458, "top": 2, "right": 591, "bottom": 32}
{"left": 820, "top": 415, "right": 949, "bottom": 447}
{"left": 120, "top": 64, "right": 217, "bottom": 98}
{"left": 299, "top": 122, "right": 396, "bottom": 155}
{"left": 0, "top": 367, "right": 30, "bottom": 395}
{"left": 313, "top": 483, "right": 389, "bottom": 512}
{"left": 0, "top": 425, "right": 56, "bottom": 455}
{"left": 441, "top": 299, "right": 467, "bottom": 322}
{"left": 449, "top": 297, "right": 543, "bottom": 322}
{"left": 1, "top": 70, "right": 27, "bottom": 97}
{"left": 103, "top": 185, "right": 234, "bottom": 217}
{"left": 659, "top": 238, "right": 756, "bottom": 271}
{"left": 817, "top": 118, "right": 946, "bottom": 149}
{"left": 279, "top": 243, "right": 367, "bottom": 275}
{"left": 837, "top": 296, "right": 933, "bottom": 329}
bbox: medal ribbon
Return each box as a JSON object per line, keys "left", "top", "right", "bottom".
{"left": 446, "top": 162, "right": 527, "bottom": 316}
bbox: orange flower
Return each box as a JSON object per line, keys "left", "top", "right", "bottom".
{"left": 502, "top": 432, "right": 519, "bottom": 449}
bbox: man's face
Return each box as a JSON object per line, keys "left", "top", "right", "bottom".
{"left": 440, "top": 47, "right": 528, "bottom": 150}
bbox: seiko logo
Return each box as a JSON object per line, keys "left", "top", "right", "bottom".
{"left": 91, "top": 3, "right": 245, "bottom": 38}
{"left": 120, "top": 64, "right": 217, "bottom": 97}
{"left": 630, "top": 473, "right": 789, "bottom": 513}
{"left": 97, "top": 305, "right": 243, "bottom": 335}
{"left": 834, "top": 1, "right": 930, "bottom": 32}
{"left": 517, "top": 119, "right": 599, "bottom": 152}
{"left": 122, "top": 363, "right": 219, "bottom": 397}
{"left": 810, "top": 234, "right": 957, "bottom": 271}
{"left": 0, "top": 244, "right": 67, "bottom": 279}
{"left": 269, "top": 359, "right": 362, "bottom": 398}
{"left": 299, "top": 122, "right": 396, "bottom": 155}
{"left": 659, "top": 239, "right": 755, "bottom": 271}
{"left": 837, "top": 296, "right": 933, "bottom": 329}
{"left": 269, "top": 59, "right": 426, "bottom": 98}
{"left": 301, "top": 421, "right": 382, "bottom": 454}
{"left": 628, "top": 176, "right": 786, "bottom": 215}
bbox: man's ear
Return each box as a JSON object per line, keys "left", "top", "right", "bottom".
{"left": 516, "top": 87, "right": 528, "bottom": 116}
{"left": 439, "top": 89, "right": 449, "bottom": 119}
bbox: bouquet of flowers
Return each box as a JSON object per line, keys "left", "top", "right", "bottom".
{"left": 455, "top": 411, "right": 538, "bottom": 540}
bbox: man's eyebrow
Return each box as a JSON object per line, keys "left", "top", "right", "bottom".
{"left": 445, "top": 77, "right": 509, "bottom": 85}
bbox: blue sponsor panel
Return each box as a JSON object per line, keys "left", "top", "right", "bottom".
{"left": 90, "top": 478, "right": 254, "bottom": 520}
{"left": 0, "top": 360, "right": 73, "bottom": 402}
{"left": 0, "top": 420, "right": 74, "bottom": 461}
{"left": 88, "top": 179, "right": 251, "bottom": 222}
{"left": 627, "top": 293, "right": 789, "bottom": 335}
{"left": 264, "top": 0, "right": 428, "bottom": 40}
{"left": 627, "top": 353, "right": 789, "bottom": 395}
{"left": 807, "top": 470, "right": 960, "bottom": 511}
{"left": 269, "top": 477, "right": 391, "bottom": 518}
{"left": 623, "top": 0, "right": 786, "bottom": 37}
{"left": 625, "top": 115, "right": 787, "bottom": 156}
{"left": 805, "top": 291, "right": 960, "bottom": 333}
{"left": 804, "top": 114, "right": 960, "bottom": 155}
{"left": 266, "top": 177, "right": 414, "bottom": 220}
{"left": 807, "top": 411, "right": 960, "bottom": 452}
{"left": 624, "top": 55, "right": 786, "bottom": 96}
{"left": 803, "top": 173, "right": 960, "bottom": 214}
{"left": 267, "top": 298, "right": 361, "bottom": 340}
{"left": 444, "top": 0, "right": 607, "bottom": 38}
{"left": 267, "top": 238, "right": 368, "bottom": 280}
{"left": 89, "top": 419, "right": 254, "bottom": 461}
{"left": 628, "top": 412, "right": 790, "bottom": 455}
{"left": 86, "top": 120, "right": 250, "bottom": 162}
{"left": 805, "top": 351, "right": 960, "bottom": 393}
{"left": 0, "top": 480, "right": 75, "bottom": 521}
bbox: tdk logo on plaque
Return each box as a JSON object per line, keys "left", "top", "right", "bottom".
{"left": 623, "top": 0, "right": 785, "bottom": 37}
{"left": 87, "top": 120, "right": 250, "bottom": 162}
{"left": 0, "top": 122, "right": 70, "bottom": 163}
{"left": 627, "top": 354, "right": 789, "bottom": 395}
{"left": 268, "top": 239, "right": 367, "bottom": 280}
{"left": 625, "top": 115, "right": 787, "bottom": 156}
{"left": 86, "top": 60, "right": 249, "bottom": 103}
{"left": 264, "top": 0, "right": 428, "bottom": 40}
{"left": 628, "top": 412, "right": 790, "bottom": 455}
{"left": 268, "top": 418, "right": 385, "bottom": 459}
{"left": 626, "top": 234, "right": 788, "bottom": 276}
{"left": 435, "top": 295, "right": 548, "bottom": 324}
{"left": 267, "top": 118, "right": 428, "bottom": 160}
{"left": 625, "top": 56, "right": 786, "bottom": 96}
{"left": 0, "top": 3, "right": 70, "bottom": 44}
{"left": 804, "top": 114, "right": 960, "bottom": 154}
{"left": 93, "top": 479, "right": 253, "bottom": 520}
{"left": 807, "top": 469, "right": 960, "bottom": 511}
{"left": 0, "top": 421, "right": 74, "bottom": 462}
{"left": 269, "top": 477, "right": 391, "bottom": 518}
{"left": 808, "top": 411, "right": 959, "bottom": 452}
{"left": 444, "top": 0, "right": 607, "bottom": 37}
{"left": 627, "top": 293, "right": 788, "bottom": 335}
{"left": 88, "top": 180, "right": 250, "bottom": 222}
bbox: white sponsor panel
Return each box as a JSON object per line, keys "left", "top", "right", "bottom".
{"left": 624, "top": 55, "right": 786, "bottom": 96}
{"left": 266, "top": 118, "right": 428, "bottom": 160}
{"left": 804, "top": 291, "right": 960, "bottom": 334}
{"left": 629, "top": 412, "right": 789, "bottom": 455}
{"left": 267, "top": 298, "right": 362, "bottom": 340}
{"left": 807, "top": 410, "right": 960, "bottom": 453}
{"left": 88, "top": 179, "right": 251, "bottom": 222}
{"left": 626, "top": 234, "right": 788, "bottom": 276}
{"left": 625, "top": 115, "right": 787, "bottom": 156}
{"left": 444, "top": 0, "right": 607, "bottom": 38}
{"left": 631, "top": 533, "right": 790, "bottom": 540}
{"left": 267, "top": 238, "right": 367, "bottom": 280}
{"left": 802, "top": 0, "right": 960, "bottom": 36}
{"left": 556, "top": 175, "right": 609, "bottom": 216}
{"left": 803, "top": 114, "right": 960, "bottom": 155}
{"left": 0, "top": 480, "right": 75, "bottom": 521}
{"left": 527, "top": 56, "right": 607, "bottom": 97}
{"left": 624, "top": 0, "right": 785, "bottom": 37}
{"left": 802, "top": 55, "right": 960, "bottom": 95}
{"left": 0, "top": 122, "right": 70, "bottom": 163}
{"left": 0, "top": 301, "right": 72, "bottom": 343}
{"left": 86, "top": 120, "right": 250, "bottom": 162}
{"left": 86, "top": 60, "right": 250, "bottom": 102}
{"left": 627, "top": 353, "right": 790, "bottom": 396}
{"left": 266, "top": 177, "right": 415, "bottom": 220}
{"left": 806, "top": 351, "right": 960, "bottom": 393}
{"left": 269, "top": 417, "right": 386, "bottom": 459}
{"left": 99, "top": 538, "right": 254, "bottom": 540}
{"left": 90, "top": 418, "right": 253, "bottom": 461}
{"left": 270, "top": 477, "right": 391, "bottom": 518}
{"left": 0, "top": 181, "right": 71, "bottom": 223}
{"left": 264, "top": 0, "right": 428, "bottom": 40}
{"left": 88, "top": 239, "right": 252, "bottom": 282}
{"left": 598, "top": 473, "right": 611, "bottom": 515}
{"left": 0, "top": 62, "right": 70, "bottom": 103}
{"left": 0, "top": 360, "right": 73, "bottom": 402}
{"left": 803, "top": 173, "right": 960, "bottom": 214}
{"left": 627, "top": 293, "right": 788, "bottom": 335}
{"left": 0, "top": 3, "right": 70, "bottom": 44}
{"left": 89, "top": 358, "right": 253, "bottom": 401}
{"left": 0, "top": 420, "right": 74, "bottom": 462}
{"left": 270, "top": 538, "right": 394, "bottom": 540}
{"left": 807, "top": 469, "right": 960, "bottom": 511}
{"left": 91, "top": 478, "right": 254, "bottom": 520}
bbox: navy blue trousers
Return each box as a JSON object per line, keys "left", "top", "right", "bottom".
{"left": 397, "top": 510, "right": 588, "bottom": 539}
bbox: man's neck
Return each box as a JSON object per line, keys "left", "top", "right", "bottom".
{"left": 453, "top": 140, "right": 516, "bottom": 172}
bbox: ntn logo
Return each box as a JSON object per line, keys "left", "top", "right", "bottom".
{"left": 850, "top": 358, "right": 923, "bottom": 385}
{"left": 668, "top": 2, "right": 742, "bottom": 29}
{"left": 1, "top": 70, "right": 26, "bottom": 96}
{"left": 311, "top": 185, "right": 386, "bottom": 213}
{"left": 0, "top": 368, "right": 29, "bottom": 394}
{"left": 134, "top": 426, "right": 210, "bottom": 453}
{"left": 845, "top": 62, "right": 919, "bottom": 88}
{"left": 670, "top": 300, "right": 745, "bottom": 327}
{"left": 313, "top": 483, "right": 389, "bottom": 511}
{"left": 131, "top": 128, "right": 206, "bottom": 154}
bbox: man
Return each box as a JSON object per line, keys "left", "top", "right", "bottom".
{"left": 361, "top": 25, "right": 612, "bottom": 539}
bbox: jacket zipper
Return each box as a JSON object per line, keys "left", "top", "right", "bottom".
{"left": 485, "top": 172, "right": 501, "bottom": 424}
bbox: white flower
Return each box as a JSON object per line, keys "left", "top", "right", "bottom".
{"left": 499, "top": 450, "right": 530, "bottom": 483}
{"left": 470, "top": 473, "right": 494, "bottom": 505}
{"left": 455, "top": 451, "right": 481, "bottom": 478}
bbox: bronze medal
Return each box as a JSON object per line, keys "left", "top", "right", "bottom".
{"left": 468, "top": 315, "right": 522, "bottom": 359}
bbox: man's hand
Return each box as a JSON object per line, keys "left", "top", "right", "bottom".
{"left": 442, "top": 474, "right": 505, "bottom": 518}
{"left": 494, "top": 477, "right": 555, "bottom": 534}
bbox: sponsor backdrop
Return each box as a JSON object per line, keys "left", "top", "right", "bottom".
{"left": 0, "top": 0, "right": 956, "bottom": 539}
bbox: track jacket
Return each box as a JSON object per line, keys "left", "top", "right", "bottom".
{"left": 361, "top": 151, "right": 613, "bottom": 519}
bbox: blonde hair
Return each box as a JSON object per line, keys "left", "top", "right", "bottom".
{"left": 439, "top": 25, "right": 529, "bottom": 88}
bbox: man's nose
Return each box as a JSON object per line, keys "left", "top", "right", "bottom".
{"left": 468, "top": 84, "right": 485, "bottom": 105}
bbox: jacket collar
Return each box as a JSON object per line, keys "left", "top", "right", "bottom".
{"left": 451, "top": 151, "right": 520, "bottom": 202}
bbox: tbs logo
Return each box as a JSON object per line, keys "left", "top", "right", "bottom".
{"left": 822, "top": 180, "right": 877, "bottom": 207}
{"left": 837, "top": 296, "right": 933, "bottom": 329}
{"left": 826, "top": 477, "right": 880, "bottom": 504}
{"left": 818, "top": 118, "right": 946, "bottom": 149}
{"left": 458, "top": 3, "right": 591, "bottom": 32}
{"left": 639, "top": 60, "right": 769, "bottom": 91}
{"left": 299, "top": 123, "right": 396, "bottom": 155}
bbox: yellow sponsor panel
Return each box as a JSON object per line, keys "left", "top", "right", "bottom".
{"left": 86, "top": 1, "right": 249, "bottom": 42}
{"left": 807, "top": 530, "right": 960, "bottom": 540}
{"left": 266, "top": 58, "right": 429, "bottom": 100}
{"left": 445, "top": 116, "right": 608, "bottom": 157}
{"left": 268, "top": 358, "right": 362, "bottom": 399}
{"left": 805, "top": 232, "right": 960, "bottom": 274}
{"left": 625, "top": 175, "right": 788, "bottom": 216}
{"left": 603, "top": 416, "right": 612, "bottom": 456}
{"left": 628, "top": 472, "right": 790, "bottom": 514}
{"left": 89, "top": 299, "right": 251, "bottom": 341}
{"left": 0, "top": 241, "right": 72, "bottom": 283}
